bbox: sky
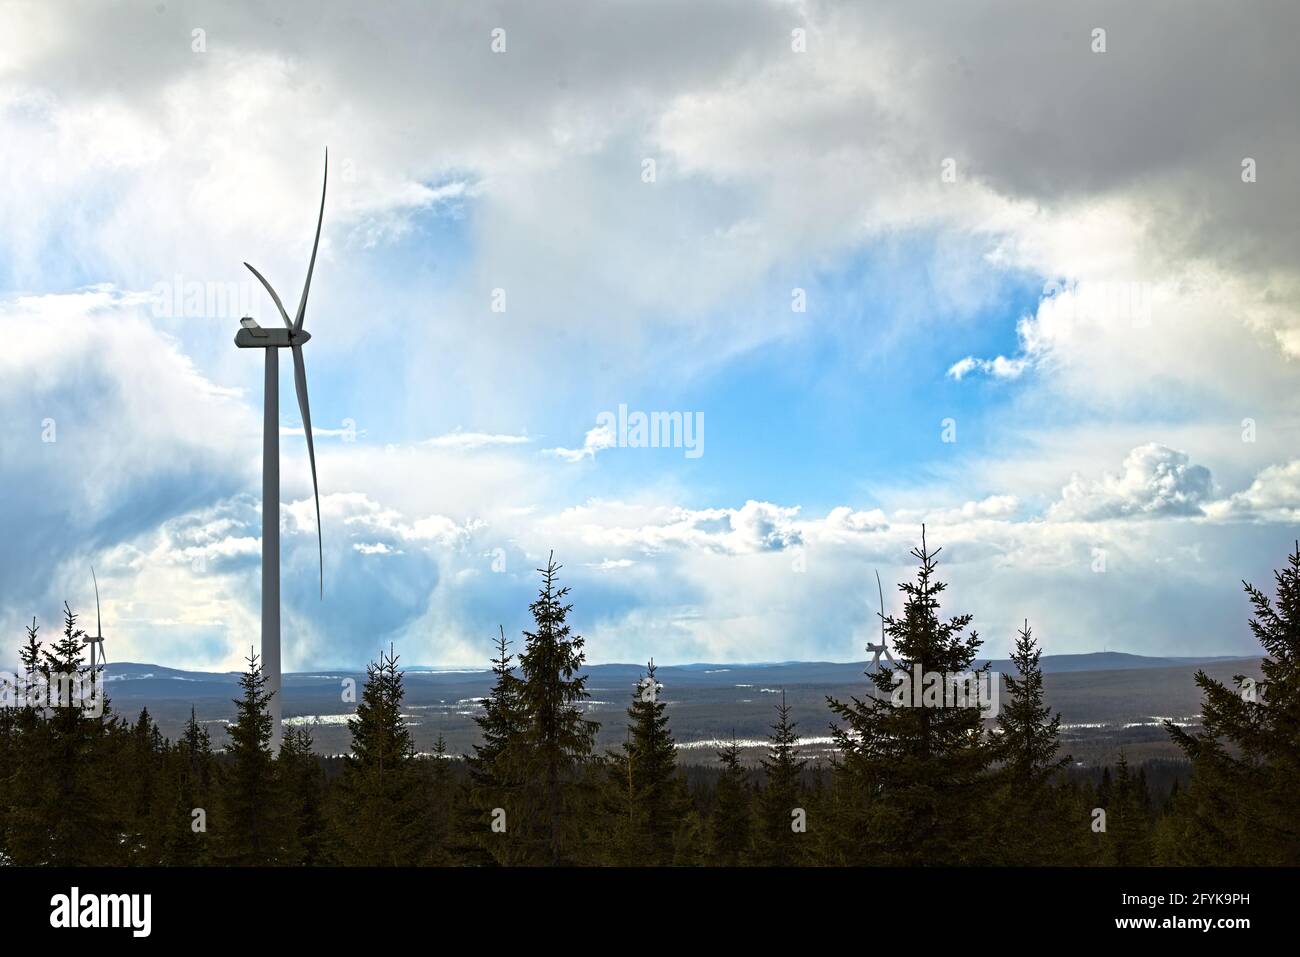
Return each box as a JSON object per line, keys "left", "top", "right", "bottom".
{"left": 1, "top": 0, "right": 1299, "bottom": 670}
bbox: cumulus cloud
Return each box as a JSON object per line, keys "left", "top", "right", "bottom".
{"left": 1049, "top": 444, "right": 1214, "bottom": 522}
{"left": 0, "top": 289, "right": 253, "bottom": 635}
{"left": 302, "top": 492, "right": 481, "bottom": 549}
{"left": 546, "top": 500, "right": 803, "bottom": 556}
{"left": 1204, "top": 460, "right": 1300, "bottom": 522}
{"left": 812, "top": 507, "right": 890, "bottom": 544}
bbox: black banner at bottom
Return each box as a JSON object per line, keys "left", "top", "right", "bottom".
{"left": 0, "top": 866, "right": 1280, "bottom": 942}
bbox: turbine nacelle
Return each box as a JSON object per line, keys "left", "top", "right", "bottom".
{"left": 235, "top": 318, "right": 312, "bottom": 348}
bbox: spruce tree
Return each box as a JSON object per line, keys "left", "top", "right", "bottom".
{"left": 827, "top": 531, "right": 995, "bottom": 864}
{"left": 465, "top": 626, "right": 526, "bottom": 863}
{"left": 4, "top": 618, "right": 50, "bottom": 864}
{"left": 213, "top": 651, "right": 284, "bottom": 864}
{"left": 991, "top": 621, "right": 1071, "bottom": 864}
{"left": 278, "top": 724, "right": 326, "bottom": 865}
{"left": 19, "top": 617, "right": 42, "bottom": 688}
{"left": 122, "top": 707, "right": 166, "bottom": 864}
{"left": 1, "top": 621, "right": 41, "bottom": 861}
{"left": 513, "top": 553, "right": 598, "bottom": 865}
{"left": 0, "top": 675, "right": 13, "bottom": 863}
{"left": 40, "top": 604, "right": 118, "bottom": 865}
{"left": 708, "top": 733, "right": 753, "bottom": 866}
{"left": 601, "top": 661, "right": 687, "bottom": 865}
{"left": 328, "top": 645, "right": 427, "bottom": 865}
{"left": 753, "top": 690, "right": 807, "bottom": 866}
{"left": 180, "top": 706, "right": 214, "bottom": 794}
{"left": 1163, "top": 543, "right": 1300, "bottom": 864}
{"left": 1103, "top": 753, "right": 1153, "bottom": 865}
{"left": 469, "top": 627, "right": 525, "bottom": 786}
{"left": 420, "top": 733, "right": 458, "bottom": 865}
{"left": 159, "top": 707, "right": 213, "bottom": 865}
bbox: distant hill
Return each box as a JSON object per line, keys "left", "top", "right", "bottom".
{"left": 27, "top": 650, "right": 1256, "bottom": 766}
{"left": 9, "top": 650, "right": 1252, "bottom": 686}
{"left": 978, "top": 651, "right": 1254, "bottom": 674}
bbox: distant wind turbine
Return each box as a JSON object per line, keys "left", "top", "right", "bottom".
{"left": 83, "top": 567, "right": 107, "bottom": 672}
{"left": 236, "top": 150, "right": 328, "bottom": 752}
{"left": 865, "top": 570, "right": 897, "bottom": 671}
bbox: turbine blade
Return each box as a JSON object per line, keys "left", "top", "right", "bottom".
{"left": 292, "top": 344, "right": 323, "bottom": 598}
{"left": 294, "top": 149, "right": 328, "bottom": 333}
{"left": 875, "top": 569, "right": 886, "bottom": 646}
{"left": 244, "top": 262, "right": 293, "bottom": 329}
{"left": 92, "top": 567, "right": 102, "bottom": 639}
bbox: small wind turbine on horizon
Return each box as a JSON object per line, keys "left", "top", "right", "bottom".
{"left": 83, "top": 567, "right": 107, "bottom": 673}
{"left": 236, "top": 150, "right": 328, "bottom": 752}
{"left": 865, "top": 569, "right": 897, "bottom": 672}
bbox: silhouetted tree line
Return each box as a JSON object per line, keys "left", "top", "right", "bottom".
{"left": 2, "top": 540, "right": 1297, "bottom": 866}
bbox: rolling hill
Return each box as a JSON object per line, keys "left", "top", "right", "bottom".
{"left": 53, "top": 652, "right": 1259, "bottom": 765}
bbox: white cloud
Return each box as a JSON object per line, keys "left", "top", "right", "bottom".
{"left": 546, "top": 423, "right": 617, "bottom": 463}
{"left": 542, "top": 500, "right": 804, "bottom": 556}
{"left": 1049, "top": 444, "right": 1214, "bottom": 522}
{"left": 812, "top": 507, "right": 890, "bottom": 544}
{"left": 311, "top": 492, "right": 480, "bottom": 549}
{"left": 422, "top": 431, "right": 531, "bottom": 451}
{"left": 896, "top": 495, "right": 1021, "bottom": 525}
{"left": 353, "top": 542, "right": 400, "bottom": 556}
{"left": 947, "top": 354, "right": 1028, "bottom": 381}
{"left": 1204, "top": 460, "right": 1300, "bottom": 523}
{"left": 281, "top": 424, "right": 365, "bottom": 440}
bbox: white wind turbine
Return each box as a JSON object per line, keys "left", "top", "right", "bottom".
{"left": 865, "top": 570, "right": 897, "bottom": 672}
{"left": 236, "top": 151, "right": 328, "bottom": 752}
{"left": 83, "top": 567, "right": 107, "bottom": 673}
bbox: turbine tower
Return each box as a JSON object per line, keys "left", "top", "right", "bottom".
{"left": 84, "top": 567, "right": 107, "bottom": 672}
{"left": 236, "top": 151, "right": 327, "bottom": 752}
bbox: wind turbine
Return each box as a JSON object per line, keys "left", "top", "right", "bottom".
{"left": 865, "top": 570, "right": 897, "bottom": 672}
{"left": 236, "top": 151, "right": 327, "bottom": 752}
{"left": 83, "top": 567, "right": 107, "bottom": 672}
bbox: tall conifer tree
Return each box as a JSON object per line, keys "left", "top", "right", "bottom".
{"left": 122, "top": 707, "right": 166, "bottom": 864}
{"left": 213, "top": 651, "right": 283, "bottom": 865}
{"left": 513, "top": 553, "right": 598, "bottom": 865}
{"left": 465, "top": 626, "right": 526, "bottom": 863}
{"left": 1103, "top": 753, "right": 1153, "bottom": 865}
{"left": 278, "top": 724, "right": 326, "bottom": 865}
{"left": 420, "top": 733, "right": 458, "bottom": 865}
{"left": 159, "top": 706, "right": 214, "bottom": 865}
{"left": 1163, "top": 543, "right": 1300, "bottom": 864}
{"left": 708, "top": 734, "right": 753, "bottom": 866}
{"left": 40, "top": 604, "right": 117, "bottom": 865}
{"left": 991, "top": 621, "right": 1071, "bottom": 864}
{"left": 4, "top": 619, "right": 51, "bottom": 863}
{"left": 753, "top": 690, "right": 807, "bottom": 865}
{"left": 601, "top": 661, "right": 687, "bottom": 865}
{"left": 827, "top": 531, "right": 995, "bottom": 864}
{"left": 329, "top": 645, "right": 427, "bottom": 865}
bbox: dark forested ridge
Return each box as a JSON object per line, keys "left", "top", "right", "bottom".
{"left": 2, "top": 541, "right": 1296, "bottom": 867}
